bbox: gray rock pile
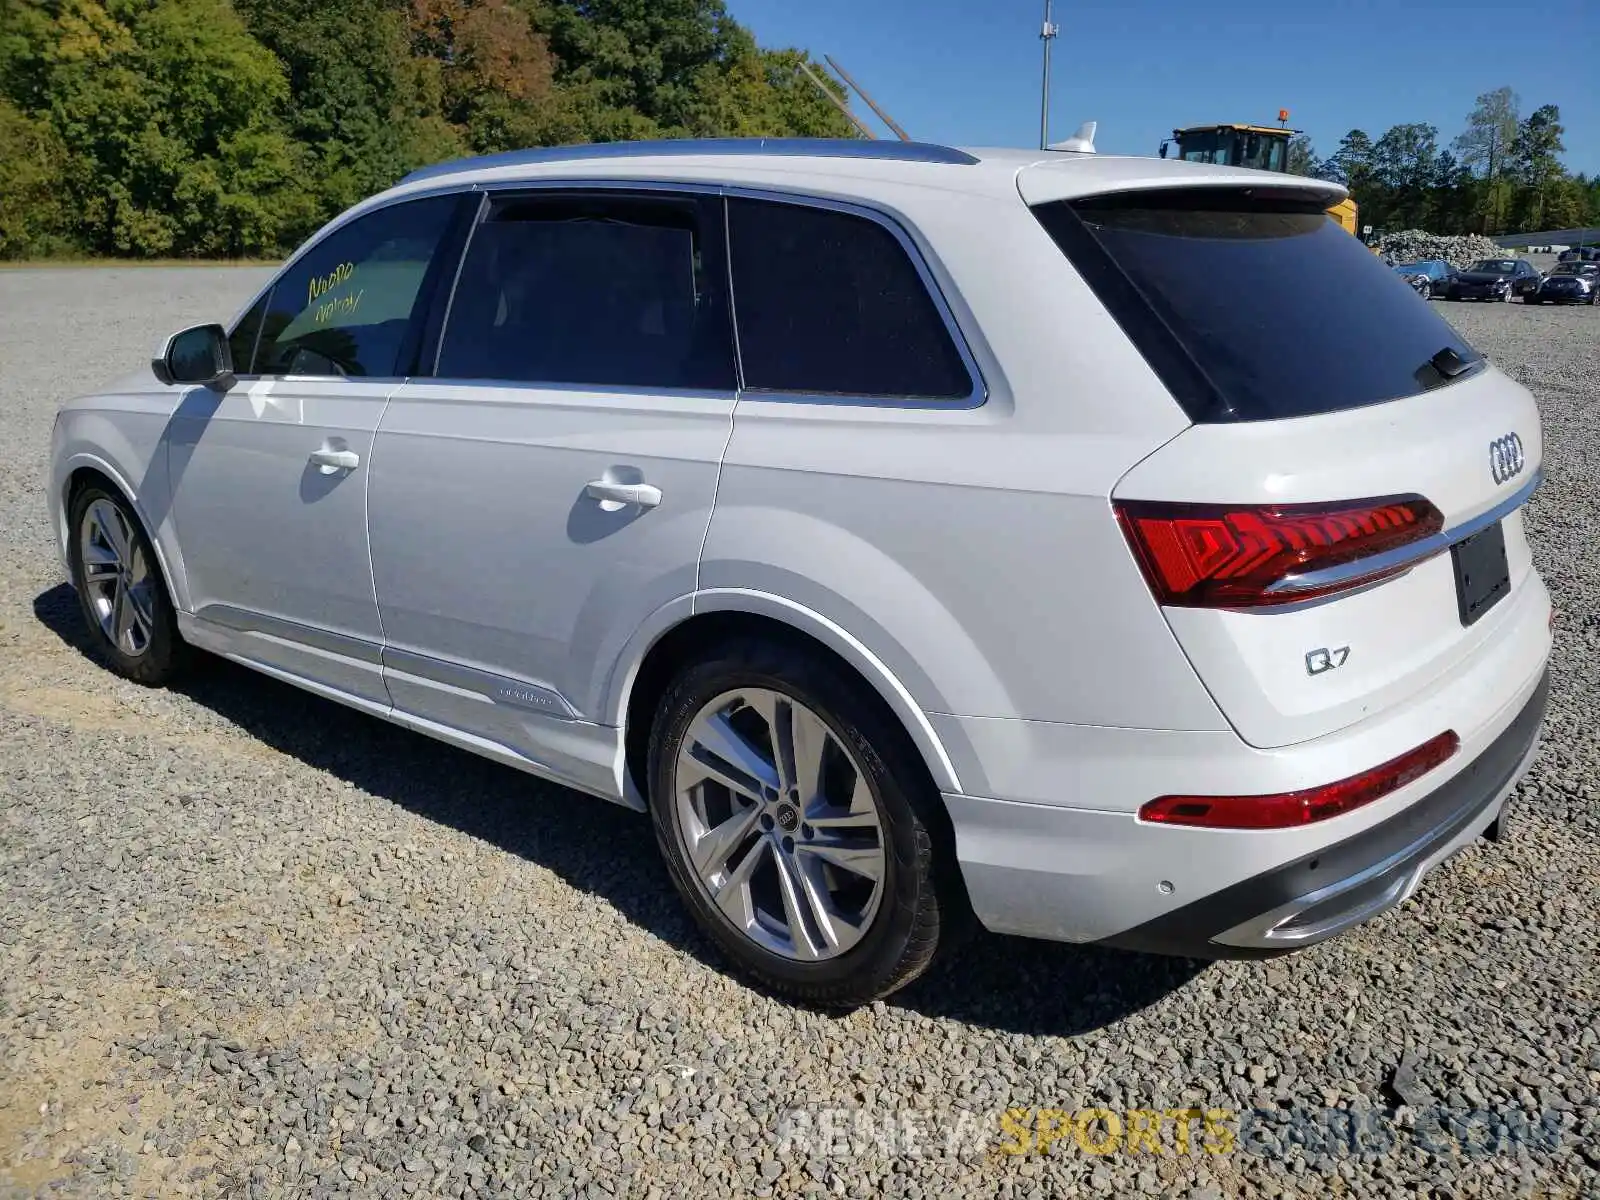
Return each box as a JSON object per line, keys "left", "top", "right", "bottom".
{"left": 1377, "top": 230, "right": 1508, "bottom": 269}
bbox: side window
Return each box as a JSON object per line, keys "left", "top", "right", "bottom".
{"left": 726, "top": 197, "right": 973, "bottom": 400}
{"left": 255, "top": 194, "right": 461, "bottom": 379}
{"left": 436, "top": 192, "right": 735, "bottom": 390}
{"left": 227, "top": 293, "right": 269, "bottom": 374}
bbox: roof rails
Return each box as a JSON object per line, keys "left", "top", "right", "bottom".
{"left": 398, "top": 138, "right": 980, "bottom": 186}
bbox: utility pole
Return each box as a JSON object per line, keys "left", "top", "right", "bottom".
{"left": 1039, "top": 0, "right": 1059, "bottom": 150}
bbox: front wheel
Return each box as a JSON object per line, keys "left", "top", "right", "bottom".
{"left": 67, "top": 484, "right": 188, "bottom": 685}
{"left": 647, "top": 638, "right": 960, "bottom": 1006}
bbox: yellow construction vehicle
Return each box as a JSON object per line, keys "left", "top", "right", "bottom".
{"left": 1159, "top": 111, "right": 1362, "bottom": 238}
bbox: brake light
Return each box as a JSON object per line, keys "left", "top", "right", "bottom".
{"left": 1115, "top": 494, "right": 1444, "bottom": 607}
{"left": 1139, "top": 731, "right": 1459, "bottom": 829}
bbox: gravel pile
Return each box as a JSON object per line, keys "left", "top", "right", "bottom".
{"left": 1378, "top": 230, "right": 1511, "bottom": 269}
{"left": 1, "top": 270, "right": 1597, "bottom": 1199}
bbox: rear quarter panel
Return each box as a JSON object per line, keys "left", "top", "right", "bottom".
{"left": 700, "top": 188, "right": 1225, "bottom": 731}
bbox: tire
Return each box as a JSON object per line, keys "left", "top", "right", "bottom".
{"left": 646, "top": 636, "right": 962, "bottom": 1006}
{"left": 67, "top": 483, "right": 188, "bottom": 685}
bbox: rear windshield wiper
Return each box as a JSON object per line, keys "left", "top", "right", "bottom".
{"left": 1429, "top": 346, "right": 1472, "bottom": 379}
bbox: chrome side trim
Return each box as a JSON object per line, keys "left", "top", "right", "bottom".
{"left": 195, "top": 604, "right": 383, "bottom": 664}
{"left": 380, "top": 646, "right": 579, "bottom": 720}
{"left": 1266, "top": 467, "right": 1544, "bottom": 597}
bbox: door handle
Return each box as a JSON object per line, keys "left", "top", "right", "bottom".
{"left": 585, "top": 480, "right": 662, "bottom": 509}
{"left": 309, "top": 447, "right": 360, "bottom": 473}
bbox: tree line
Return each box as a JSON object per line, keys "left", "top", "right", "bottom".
{"left": 1287, "top": 87, "right": 1600, "bottom": 238}
{"left": 0, "top": 0, "right": 856, "bottom": 259}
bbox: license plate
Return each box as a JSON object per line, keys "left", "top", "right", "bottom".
{"left": 1451, "top": 520, "right": 1510, "bottom": 626}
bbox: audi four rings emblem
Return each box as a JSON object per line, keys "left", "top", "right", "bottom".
{"left": 1489, "top": 433, "right": 1525, "bottom": 486}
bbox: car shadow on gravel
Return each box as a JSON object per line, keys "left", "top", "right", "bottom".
{"left": 34, "top": 582, "right": 1206, "bottom": 1034}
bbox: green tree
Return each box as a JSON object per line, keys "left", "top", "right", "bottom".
{"left": 0, "top": 98, "right": 70, "bottom": 256}
{"left": 1285, "top": 132, "right": 1316, "bottom": 176}
{"left": 1373, "top": 123, "right": 1439, "bottom": 229}
{"left": 1453, "top": 86, "right": 1519, "bottom": 232}
{"left": 1508, "top": 104, "right": 1565, "bottom": 231}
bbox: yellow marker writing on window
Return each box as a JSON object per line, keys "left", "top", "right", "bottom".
{"left": 307, "top": 262, "right": 356, "bottom": 306}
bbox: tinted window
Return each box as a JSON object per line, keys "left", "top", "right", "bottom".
{"left": 255, "top": 194, "right": 460, "bottom": 378}
{"left": 436, "top": 193, "right": 734, "bottom": 390}
{"left": 227, "top": 294, "right": 268, "bottom": 374}
{"left": 726, "top": 197, "right": 972, "bottom": 400}
{"left": 1033, "top": 191, "right": 1483, "bottom": 423}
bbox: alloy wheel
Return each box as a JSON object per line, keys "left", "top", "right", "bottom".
{"left": 78, "top": 498, "right": 156, "bottom": 657}
{"left": 671, "top": 687, "right": 887, "bottom": 962}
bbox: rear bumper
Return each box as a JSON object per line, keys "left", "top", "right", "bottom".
{"left": 939, "top": 572, "right": 1552, "bottom": 952}
{"left": 1100, "top": 668, "right": 1546, "bottom": 957}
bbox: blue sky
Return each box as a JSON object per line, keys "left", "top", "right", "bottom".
{"left": 728, "top": 0, "right": 1600, "bottom": 176}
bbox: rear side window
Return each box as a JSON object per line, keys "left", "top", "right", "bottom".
{"left": 436, "top": 192, "right": 735, "bottom": 391}
{"left": 255, "top": 194, "right": 461, "bottom": 378}
{"left": 1033, "top": 191, "right": 1484, "bottom": 423}
{"left": 726, "top": 197, "right": 973, "bottom": 400}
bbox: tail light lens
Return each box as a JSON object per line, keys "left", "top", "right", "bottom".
{"left": 1115, "top": 494, "right": 1444, "bottom": 607}
{"left": 1139, "top": 731, "right": 1459, "bottom": 829}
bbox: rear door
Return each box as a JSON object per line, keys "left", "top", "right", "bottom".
{"left": 1028, "top": 181, "right": 1544, "bottom": 748}
{"left": 366, "top": 188, "right": 737, "bottom": 780}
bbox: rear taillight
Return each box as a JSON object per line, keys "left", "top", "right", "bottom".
{"left": 1139, "top": 731, "right": 1459, "bottom": 829}
{"left": 1115, "top": 494, "right": 1444, "bottom": 608}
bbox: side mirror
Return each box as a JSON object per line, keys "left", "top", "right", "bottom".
{"left": 152, "top": 324, "right": 235, "bottom": 391}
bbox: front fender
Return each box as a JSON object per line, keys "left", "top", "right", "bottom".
{"left": 52, "top": 398, "right": 190, "bottom": 612}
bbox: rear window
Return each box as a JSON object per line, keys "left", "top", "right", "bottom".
{"left": 1033, "top": 190, "right": 1484, "bottom": 423}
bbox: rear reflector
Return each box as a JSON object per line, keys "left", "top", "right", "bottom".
{"left": 1139, "top": 731, "right": 1460, "bottom": 829}
{"left": 1115, "top": 494, "right": 1444, "bottom": 607}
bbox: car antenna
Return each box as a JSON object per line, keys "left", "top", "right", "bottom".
{"left": 1048, "top": 121, "right": 1098, "bottom": 153}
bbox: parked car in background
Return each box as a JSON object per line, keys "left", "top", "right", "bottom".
{"left": 1556, "top": 247, "right": 1600, "bottom": 263}
{"left": 1393, "top": 259, "right": 1454, "bottom": 298}
{"left": 1446, "top": 258, "right": 1542, "bottom": 302}
{"left": 1531, "top": 262, "right": 1600, "bottom": 305}
{"left": 48, "top": 139, "right": 1551, "bottom": 1004}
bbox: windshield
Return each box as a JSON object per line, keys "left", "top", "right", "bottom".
{"left": 1552, "top": 263, "right": 1597, "bottom": 276}
{"left": 1470, "top": 260, "right": 1518, "bottom": 273}
{"left": 1032, "top": 190, "right": 1484, "bottom": 423}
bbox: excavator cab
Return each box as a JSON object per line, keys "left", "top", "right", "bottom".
{"left": 1159, "top": 115, "right": 1364, "bottom": 240}
{"left": 1160, "top": 125, "right": 1291, "bottom": 173}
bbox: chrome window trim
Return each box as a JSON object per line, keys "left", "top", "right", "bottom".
{"left": 449, "top": 177, "right": 987, "bottom": 410}
{"left": 431, "top": 191, "right": 489, "bottom": 377}
{"left": 231, "top": 174, "right": 989, "bottom": 410}
{"left": 1266, "top": 468, "right": 1544, "bottom": 597}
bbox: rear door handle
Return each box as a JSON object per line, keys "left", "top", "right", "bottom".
{"left": 585, "top": 480, "right": 662, "bottom": 509}
{"left": 310, "top": 448, "right": 360, "bottom": 473}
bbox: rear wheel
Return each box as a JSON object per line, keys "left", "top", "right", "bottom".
{"left": 67, "top": 485, "right": 187, "bottom": 685}
{"left": 647, "top": 637, "right": 956, "bottom": 1006}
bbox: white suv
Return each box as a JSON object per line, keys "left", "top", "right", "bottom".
{"left": 49, "top": 139, "right": 1551, "bottom": 1005}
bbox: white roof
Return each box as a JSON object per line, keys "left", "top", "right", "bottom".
{"left": 369, "top": 139, "right": 1347, "bottom": 213}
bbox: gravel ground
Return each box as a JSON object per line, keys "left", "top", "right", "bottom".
{"left": 1, "top": 269, "right": 1597, "bottom": 1200}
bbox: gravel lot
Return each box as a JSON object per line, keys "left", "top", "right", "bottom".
{"left": 1, "top": 269, "right": 1597, "bottom": 1200}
